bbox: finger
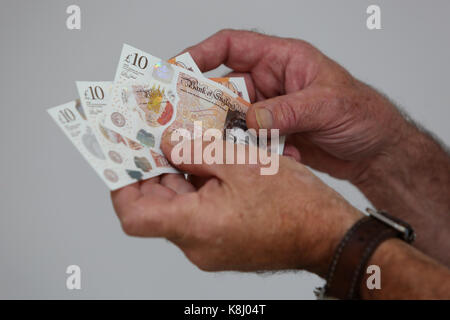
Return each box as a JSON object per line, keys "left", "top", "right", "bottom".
{"left": 160, "top": 173, "right": 196, "bottom": 194}
{"left": 282, "top": 143, "right": 302, "bottom": 162}
{"left": 117, "top": 190, "right": 199, "bottom": 239}
{"left": 111, "top": 182, "right": 141, "bottom": 218}
{"left": 187, "top": 175, "right": 210, "bottom": 189}
{"left": 180, "top": 29, "right": 323, "bottom": 100}
{"left": 160, "top": 134, "right": 228, "bottom": 178}
{"left": 112, "top": 181, "right": 175, "bottom": 224}
{"left": 246, "top": 86, "right": 336, "bottom": 135}
{"left": 139, "top": 176, "right": 171, "bottom": 196}
{"left": 180, "top": 29, "right": 280, "bottom": 73}
{"left": 139, "top": 176, "right": 160, "bottom": 187}
{"left": 139, "top": 174, "right": 194, "bottom": 195}
{"left": 141, "top": 181, "right": 177, "bottom": 199}
{"left": 180, "top": 29, "right": 265, "bottom": 72}
{"left": 161, "top": 133, "right": 262, "bottom": 179}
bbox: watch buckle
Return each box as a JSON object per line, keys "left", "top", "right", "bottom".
{"left": 366, "top": 208, "right": 416, "bottom": 243}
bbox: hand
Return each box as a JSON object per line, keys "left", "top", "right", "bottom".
{"left": 182, "top": 29, "right": 409, "bottom": 184}
{"left": 183, "top": 29, "right": 450, "bottom": 266}
{"left": 111, "top": 138, "right": 361, "bottom": 276}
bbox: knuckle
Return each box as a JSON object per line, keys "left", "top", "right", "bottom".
{"left": 120, "top": 215, "right": 139, "bottom": 236}
{"left": 189, "top": 254, "right": 218, "bottom": 272}
{"left": 293, "top": 38, "right": 313, "bottom": 50}
{"left": 119, "top": 203, "right": 148, "bottom": 236}
{"left": 288, "top": 38, "right": 319, "bottom": 60}
{"left": 197, "top": 262, "right": 218, "bottom": 272}
{"left": 272, "top": 99, "right": 299, "bottom": 130}
{"left": 216, "top": 28, "right": 235, "bottom": 37}
{"left": 162, "top": 173, "right": 178, "bottom": 185}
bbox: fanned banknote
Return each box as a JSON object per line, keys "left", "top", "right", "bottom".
{"left": 48, "top": 45, "right": 283, "bottom": 190}
{"left": 76, "top": 81, "right": 177, "bottom": 181}
{"left": 211, "top": 76, "right": 285, "bottom": 151}
{"left": 102, "top": 44, "right": 253, "bottom": 155}
{"left": 48, "top": 52, "right": 199, "bottom": 189}
{"left": 209, "top": 77, "right": 250, "bottom": 102}
{"left": 47, "top": 100, "right": 141, "bottom": 190}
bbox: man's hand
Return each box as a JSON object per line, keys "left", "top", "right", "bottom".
{"left": 183, "top": 29, "right": 450, "bottom": 265}
{"left": 111, "top": 139, "right": 361, "bottom": 277}
{"left": 182, "top": 29, "right": 406, "bottom": 182}
{"left": 110, "top": 139, "right": 450, "bottom": 299}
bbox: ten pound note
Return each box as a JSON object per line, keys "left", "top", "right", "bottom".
{"left": 48, "top": 100, "right": 136, "bottom": 190}
{"left": 48, "top": 45, "right": 284, "bottom": 190}
{"left": 47, "top": 52, "right": 200, "bottom": 190}
{"left": 102, "top": 44, "right": 257, "bottom": 156}
{"left": 76, "top": 81, "right": 177, "bottom": 181}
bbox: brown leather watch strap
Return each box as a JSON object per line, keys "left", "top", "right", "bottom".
{"left": 324, "top": 216, "right": 400, "bottom": 299}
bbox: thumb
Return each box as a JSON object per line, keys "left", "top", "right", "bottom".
{"left": 160, "top": 132, "right": 229, "bottom": 178}
{"left": 246, "top": 87, "right": 332, "bottom": 135}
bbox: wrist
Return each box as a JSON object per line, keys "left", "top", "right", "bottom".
{"left": 305, "top": 203, "right": 363, "bottom": 278}
{"left": 353, "top": 119, "right": 425, "bottom": 207}
{"left": 355, "top": 120, "right": 447, "bottom": 210}
{"left": 360, "top": 238, "right": 450, "bottom": 299}
{"left": 318, "top": 208, "right": 417, "bottom": 299}
{"left": 353, "top": 122, "right": 450, "bottom": 265}
{"left": 352, "top": 111, "right": 414, "bottom": 188}
{"left": 358, "top": 238, "right": 403, "bottom": 299}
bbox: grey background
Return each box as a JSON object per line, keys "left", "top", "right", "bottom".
{"left": 0, "top": 0, "right": 449, "bottom": 299}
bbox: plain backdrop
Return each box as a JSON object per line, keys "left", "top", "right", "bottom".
{"left": 0, "top": 0, "right": 449, "bottom": 299}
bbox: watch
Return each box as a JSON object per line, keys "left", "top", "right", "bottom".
{"left": 315, "top": 208, "right": 415, "bottom": 300}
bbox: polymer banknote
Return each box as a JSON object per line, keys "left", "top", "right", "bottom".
{"left": 48, "top": 52, "right": 200, "bottom": 189}
{"left": 48, "top": 100, "right": 136, "bottom": 190}
{"left": 102, "top": 44, "right": 252, "bottom": 154}
{"left": 49, "top": 46, "right": 283, "bottom": 189}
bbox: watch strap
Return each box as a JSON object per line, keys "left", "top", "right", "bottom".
{"left": 324, "top": 216, "right": 400, "bottom": 299}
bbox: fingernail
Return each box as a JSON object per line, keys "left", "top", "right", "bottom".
{"left": 255, "top": 107, "right": 273, "bottom": 129}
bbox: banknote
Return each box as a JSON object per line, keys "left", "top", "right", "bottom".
{"left": 209, "top": 77, "right": 250, "bottom": 102}
{"left": 68, "top": 53, "right": 252, "bottom": 189}
{"left": 49, "top": 46, "right": 284, "bottom": 190}
{"left": 51, "top": 52, "right": 202, "bottom": 189}
{"left": 102, "top": 44, "right": 252, "bottom": 155}
{"left": 47, "top": 100, "right": 142, "bottom": 190}
{"left": 76, "top": 81, "right": 177, "bottom": 182}
{"left": 167, "top": 54, "right": 201, "bottom": 74}
{"left": 209, "top": 77, "right": 285, "bottom": 151}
